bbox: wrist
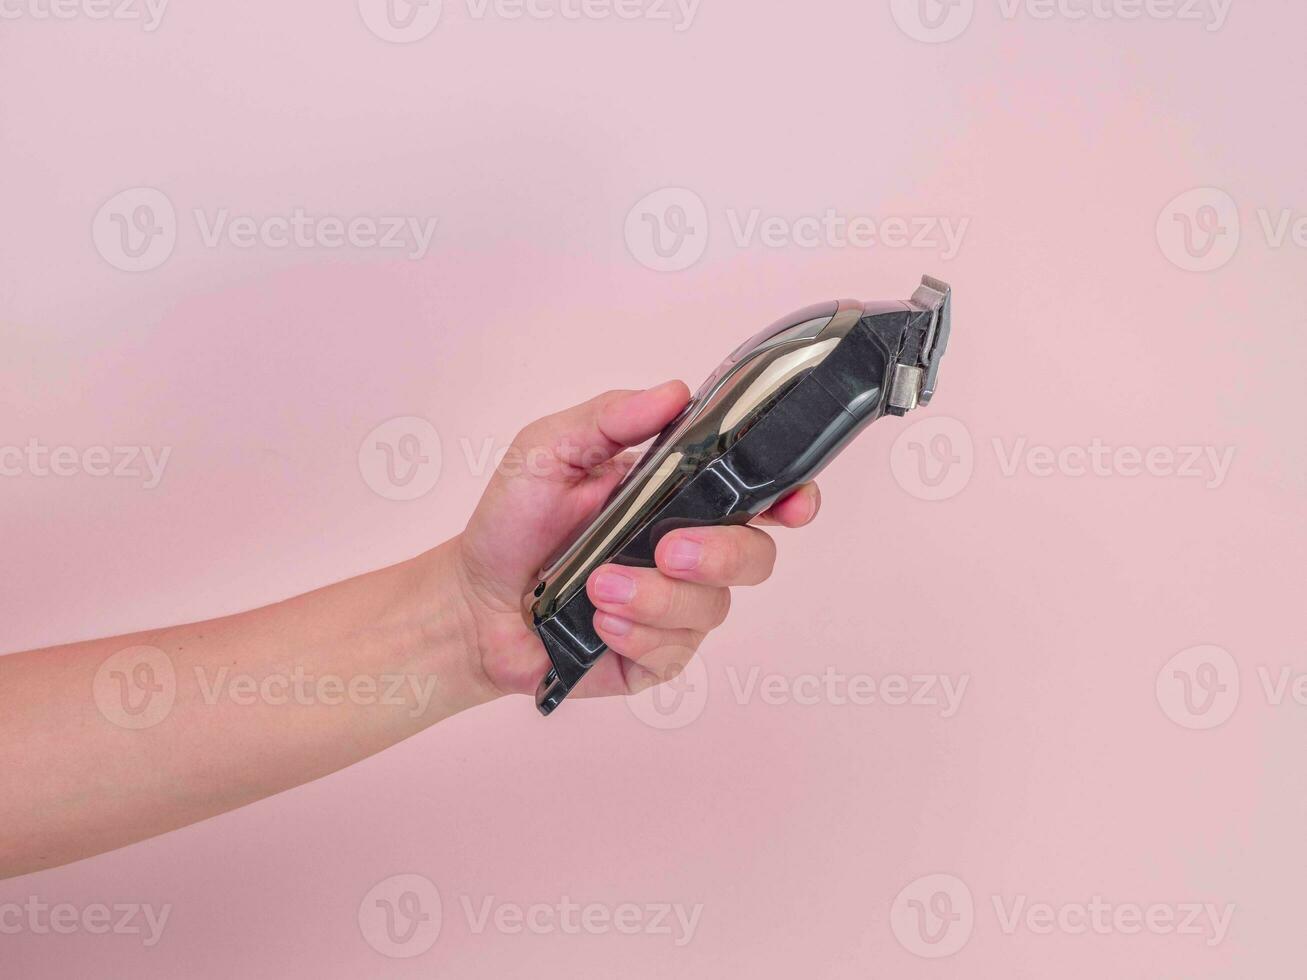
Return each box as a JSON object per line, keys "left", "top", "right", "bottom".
{"left": 405, "top": 537, "right": 507, "bottom": 711}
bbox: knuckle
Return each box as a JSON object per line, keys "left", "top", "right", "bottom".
{"left": 708, "top": 588, "right": 732, "bottom": 628}
{"left": 717, "top": 528, "right": 772, "bottom": 583}
{"left": 511, "top": 419, "right": 544, "bottom": 454}
{"left": 640, "top": 575, "right": 678, "bottom": 623}
{"left": 612, "top": 629, "right": 657, "bottom": 662}
{"left": 665, "top": 581, "right": 698, "bottom": 626}
{"left": 710, "top": 531, "right": 743, "bottom": 578}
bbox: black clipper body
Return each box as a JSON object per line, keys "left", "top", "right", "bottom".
{"left": 526, "top": 275, "right": 952, "bottom": 715}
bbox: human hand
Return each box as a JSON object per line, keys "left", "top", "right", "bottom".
{"left": 452, "top": 381, "right": 821, "bottom": 702}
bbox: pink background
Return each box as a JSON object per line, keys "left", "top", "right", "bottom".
{"left": 2, "top": 0, "right": 1303, "bottom": 976}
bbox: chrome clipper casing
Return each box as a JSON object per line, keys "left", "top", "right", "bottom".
{"left": 526, "top": 275, "right": 952, "bottom": 715}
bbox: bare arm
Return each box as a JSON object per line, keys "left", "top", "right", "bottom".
{"left": 0, "top": 542, "right": 491, "bottom": 879}
{"left": 0, "top": 382, "right": 820, "bottom": 880}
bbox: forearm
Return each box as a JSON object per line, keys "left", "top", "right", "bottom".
{"left": 0, "top": 538, "right": 498, "bottom": 880}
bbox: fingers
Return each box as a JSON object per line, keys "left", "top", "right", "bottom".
{"left": 654, "top": 524, "right": 778, "bottom": 587}
{"left": 511, "top": 380, "right": 690, "bottom": 479}
{"left": 593, "top": 616, "right": 701, "bottom": 692}
{"left": 753, "top": 483, "right": 821, "bottom": 528}
{"left": 587, "top": 566, "right": 732, "bottom": 633}
{"left": 576, "top": 482, "right": 819, "bottom": 701}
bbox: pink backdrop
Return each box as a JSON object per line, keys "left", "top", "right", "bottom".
{"left": 2, "top": 0, "right": 1303, "bottom": 976}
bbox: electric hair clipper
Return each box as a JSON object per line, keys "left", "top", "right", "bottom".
{"left": 526, "top": 275, "right": 953, "bottom": 715}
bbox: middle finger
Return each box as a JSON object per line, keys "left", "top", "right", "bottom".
{"left": 587, "top": 565, "right": 731, "bottom": 632}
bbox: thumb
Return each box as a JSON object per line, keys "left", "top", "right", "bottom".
{"left": 512, "top": 380, "right": 690, "bottom": 479}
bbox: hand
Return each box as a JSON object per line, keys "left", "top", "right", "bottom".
{"left": 452, "top": 381, "right": 821, "bottom": 701}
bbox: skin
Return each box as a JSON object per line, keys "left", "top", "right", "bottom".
{"left": 0, "top": 381, "right": 820, "bottom": 880}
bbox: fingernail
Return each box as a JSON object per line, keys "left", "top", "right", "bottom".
{"left": 598, "top": 613, "right": 633, "bottom": 637}
{"left": 804, "top": 485, "right": 819, "bottom": 522}
{"left": 664, "top": 537, "right": 703, "bottom": 571}
{"left": 592, "top": 570, "right": 635, "bottom": 603}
